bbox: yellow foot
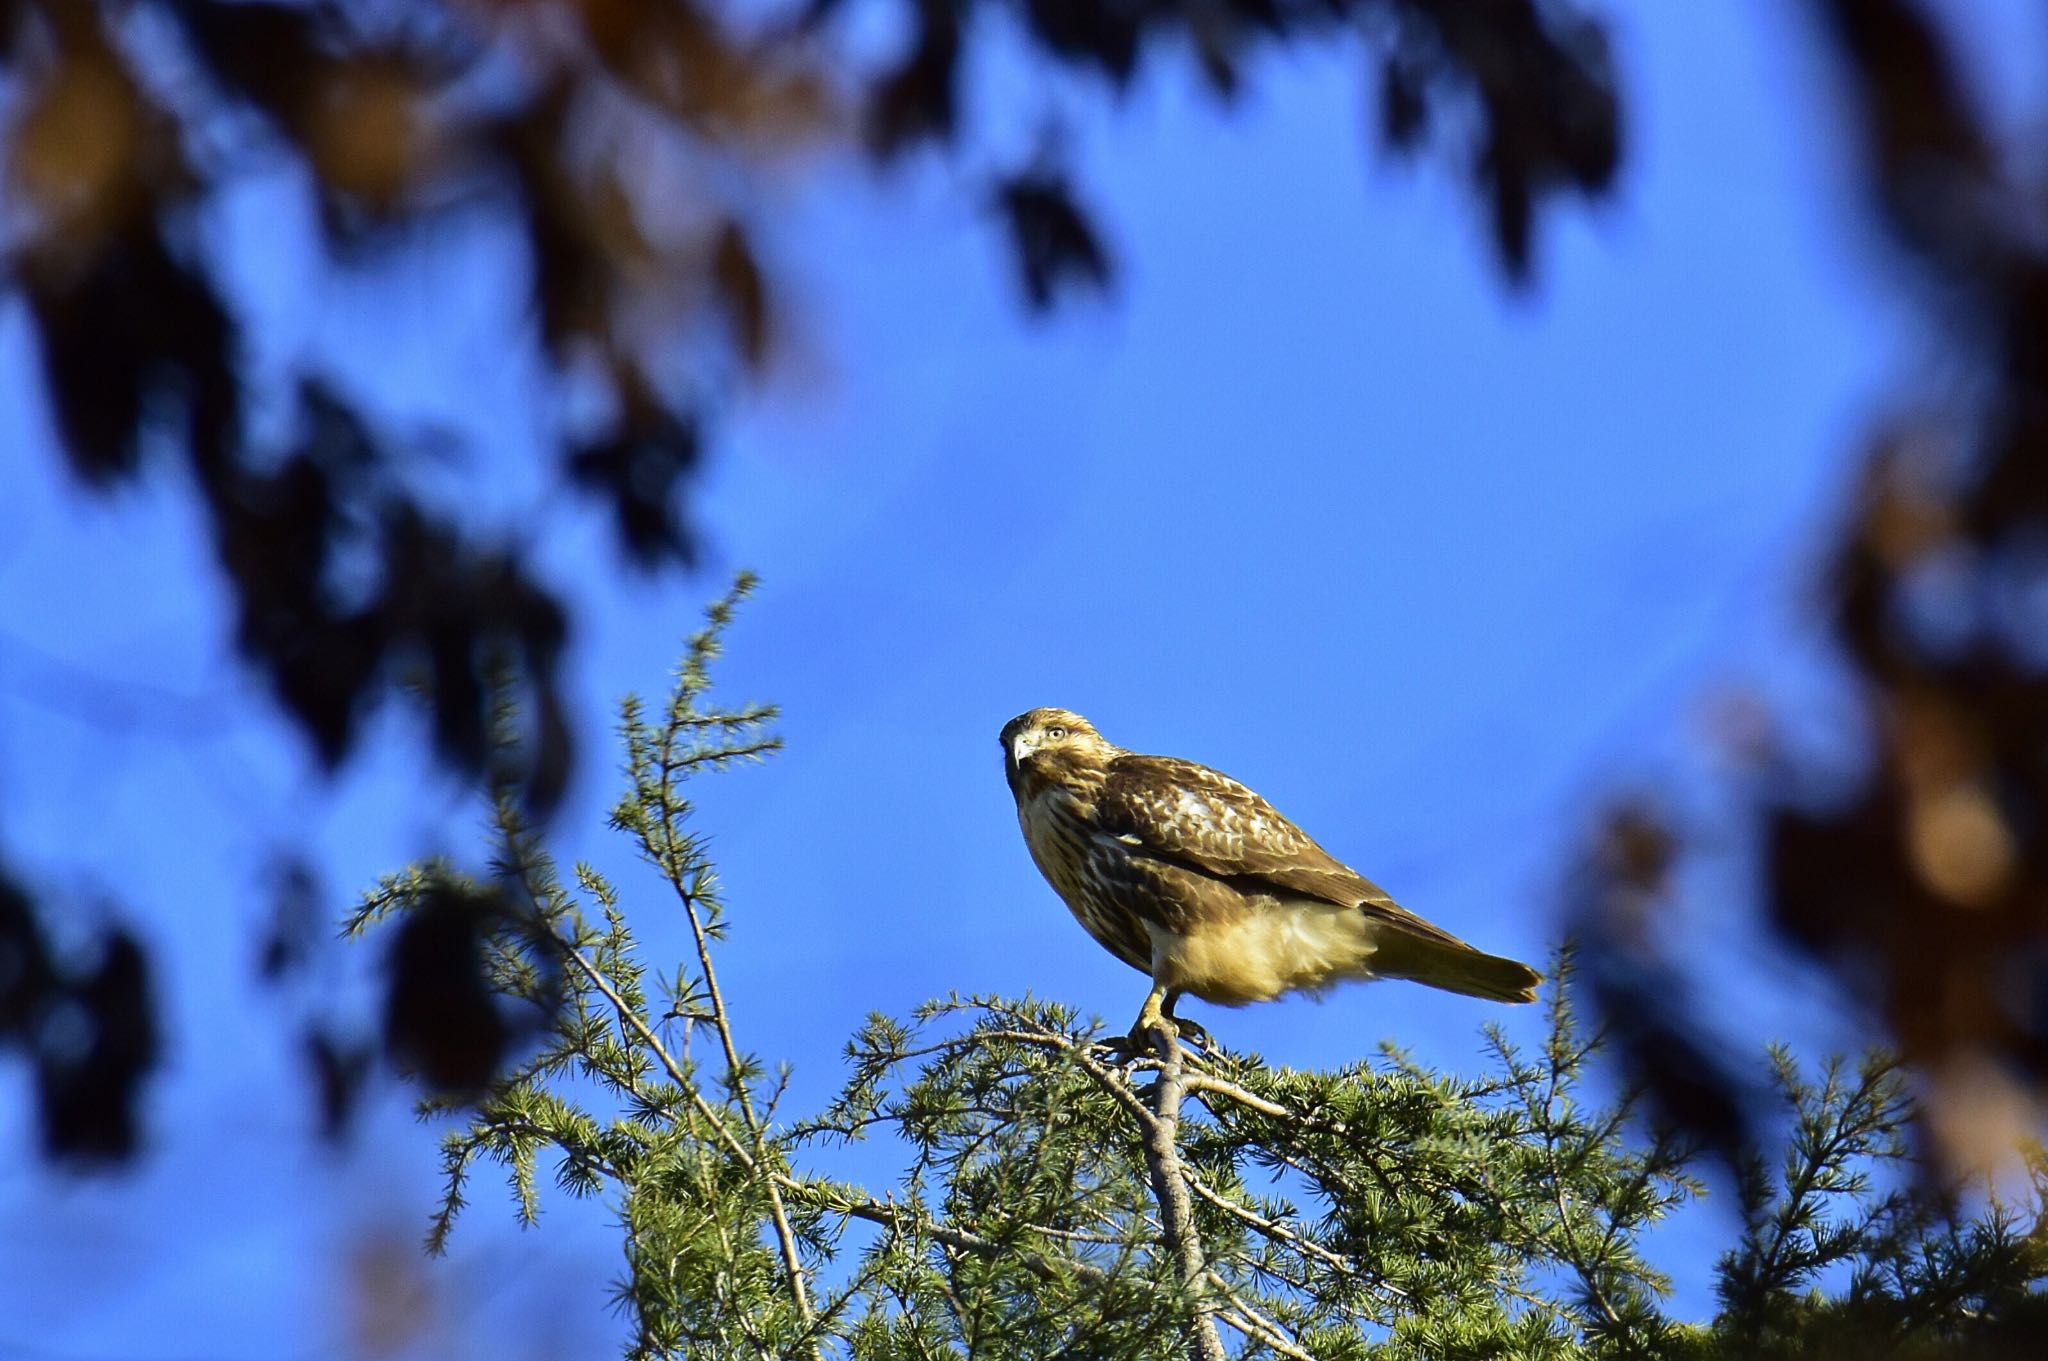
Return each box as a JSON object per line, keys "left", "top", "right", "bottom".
{"left": 1166, "top": 1013, "right": 1212, "bottom": 1051}
{"left": 1094, "top": 991, "right": 1212, "bottom": 1063}
{"left": 1113, "top": 998, "right": 1211, "bottom": 1058}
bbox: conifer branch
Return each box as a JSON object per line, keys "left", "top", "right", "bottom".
{"left": 558, "top": 942, "right": 765, "bottom": 1176}
{"left": 673, "top": 890, "right": 820, "bottom": 1345}
{"left": 807, "top": 1188, "right": 1114, "bottom": 1286}
{"left": 622, "top": 578, "right": 819, "bottom": 1349}
{"left": 978, "top": 1002, "right": 1161, "bottom": 1130}
{"left": 1138, "top": 1024, "right": 1228, "bottom": 1361}
{"left": 1179, "top": 1071, "right": 1295, "bottom": 1121}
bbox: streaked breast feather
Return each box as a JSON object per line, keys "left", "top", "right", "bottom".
{"left": 1019, "top": 787, "right": 1148, "bottom": 968}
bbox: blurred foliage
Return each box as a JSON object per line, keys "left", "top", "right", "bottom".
{"left": 1565, "top": 0, "right": 2048, "bottom": 1183}
{"left": 1758, "top": 0, "right": 2048, "bottom": 1160}
{"left": 0, "top": 0, "right": 1618, "bottom": 1163}
{"left": 350, "top": 578, "right": 2048, "bottom": 1360}
{"left": 0, "top": 869, "right": 157, "bottom": 1162}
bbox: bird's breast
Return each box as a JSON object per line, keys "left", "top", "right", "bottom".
{"left": 1016, "top": 786, "right": 1149, "bottom": 971}
{"left": 1017, "top": 786, "right": 1095, "bottom": 908}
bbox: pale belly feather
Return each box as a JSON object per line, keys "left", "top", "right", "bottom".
{"left": 1145, "top": 899, "right": 1382, "bottom": 1006}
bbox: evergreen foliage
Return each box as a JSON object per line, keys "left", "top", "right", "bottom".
{"left": 347, "top": 577, "right": 2048, "bottom": 1360}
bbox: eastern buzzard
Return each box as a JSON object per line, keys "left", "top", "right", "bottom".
{"left": 1000, "top": 707, "right": 1540, "bottom": 1046}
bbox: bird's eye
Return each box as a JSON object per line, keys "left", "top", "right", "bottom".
{"left": 1046, "top": 726, "right": 1067, "bottom": 740}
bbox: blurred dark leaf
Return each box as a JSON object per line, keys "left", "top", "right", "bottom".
{"left": 173, "top": 1, "right": 329, "bottom": 139}
{"left": 1484, "top": 143, "right": 1535, "bottom": 282}
{"left": 570, "top": 406, "right": 702, "bottom": 571}
{"left": 379, "top": 512, "right": 564, "bottom": 790}
{"left": 1588, "top": 957, "right": 1756, "bottom": 1169}
{"left": 1380, "top": 55, "right": 1428, "bottom": 153}
{"left": 1021, "top": 0, "right": 1143, "bottom": 87}
{"left": 258, "top": 858, "right": 324, "bottom": 983}
{"left": 35, "top": 929, "right": 158, "bottom": 1164}
{"left": 1817, "top": 0, "right": 1993, "bottom": 263}
{"left": 997, "top": 170, "right": 1112, "bottom": 311}
{"left": 0, "top": 869, "right": 54, "bottom": 1039}
{"left": 1570, "top": 806, "right": 1758, "bottom": 1169}
{"left": 867, "top": 0, "right": 959, "bottom": 158}
{"left": 382, "top": 882, "right": 510, "bottom": 1097}
{"left": 305, "top": 1028, "right": 373, "bottom": 1141}
{"left": 21, "top": 225, "right": 235, "bottom": 487}
{"left": 1766, "top": 799, "right": 1902, "bottom": 962}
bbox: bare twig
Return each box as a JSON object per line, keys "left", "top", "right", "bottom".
{"left": 1182, "top": 1170, "right": 1360, "bottom": 1278}
{"left": 809, "top": 1187, "right": 1112, "bottom": 1287}
{"left": 1210, "top": 1277, "right": 1318, "bottom": 1361}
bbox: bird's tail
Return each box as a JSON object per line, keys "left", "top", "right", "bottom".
{"left": 1370, "top": 930, "right": 1542, "bottom": 1003}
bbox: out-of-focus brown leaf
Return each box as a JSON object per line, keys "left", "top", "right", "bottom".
{"left": 712, "top": 218, "right": 771, "bottom": 370}
{"left": 1922, "top": 1052, "right": 2045, "bottom": 1179}
{"left": 1727, "top": 0, "right": 2048, "bottom": 1136}
{"left": 498, "top": 83, "right": 645, "bottom": 359}
{"left": 6, "top": 21, "right": 144, "bottom": 246}
{"left": 305, "top": 55, "right": 435, "bottom": 211}
{"left": 1905, "top": 780, "right": 2014, "bottom": 907}
{"left": 345, "top": 1229, "right": 439, "bottom": 1357}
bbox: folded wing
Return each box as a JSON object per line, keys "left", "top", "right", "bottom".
{"left": 1096, "top": 754, "right": 1473, "bottom": 952}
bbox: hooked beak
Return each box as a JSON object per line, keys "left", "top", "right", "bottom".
{"left": 1010, "top": 732, "right": 1040, "bottom": 768}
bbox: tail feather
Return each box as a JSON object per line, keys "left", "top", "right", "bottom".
{"left": 1370, "top": 929, "right": 1542, "bottom": 1003}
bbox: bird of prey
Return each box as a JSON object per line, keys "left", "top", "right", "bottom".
{"left": 1000, "top": 707, "right": 1541, "bottom": 1048}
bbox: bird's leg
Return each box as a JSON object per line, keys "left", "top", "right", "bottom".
{"left": 1130, "top": 983, "right": 1174, "bottom": 1055}
{"left": 1095, "top": 983, "right": 1175, "bottom": 1064}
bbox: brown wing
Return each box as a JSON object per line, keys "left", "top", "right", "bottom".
{"left": 1096, "top": 754, "right": 1471, "bottom": 949}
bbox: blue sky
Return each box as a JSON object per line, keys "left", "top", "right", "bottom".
{"left": 1, "top": 2, "right": 2036, "bottom": 1356}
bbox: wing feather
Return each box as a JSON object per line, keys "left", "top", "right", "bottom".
{"left": 1097, "top": 754, "right": 1469, "bottom": 948}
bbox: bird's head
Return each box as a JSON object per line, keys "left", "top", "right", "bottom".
{"left": 1000, "top": 707, "right": 1117, "bottom": 790}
